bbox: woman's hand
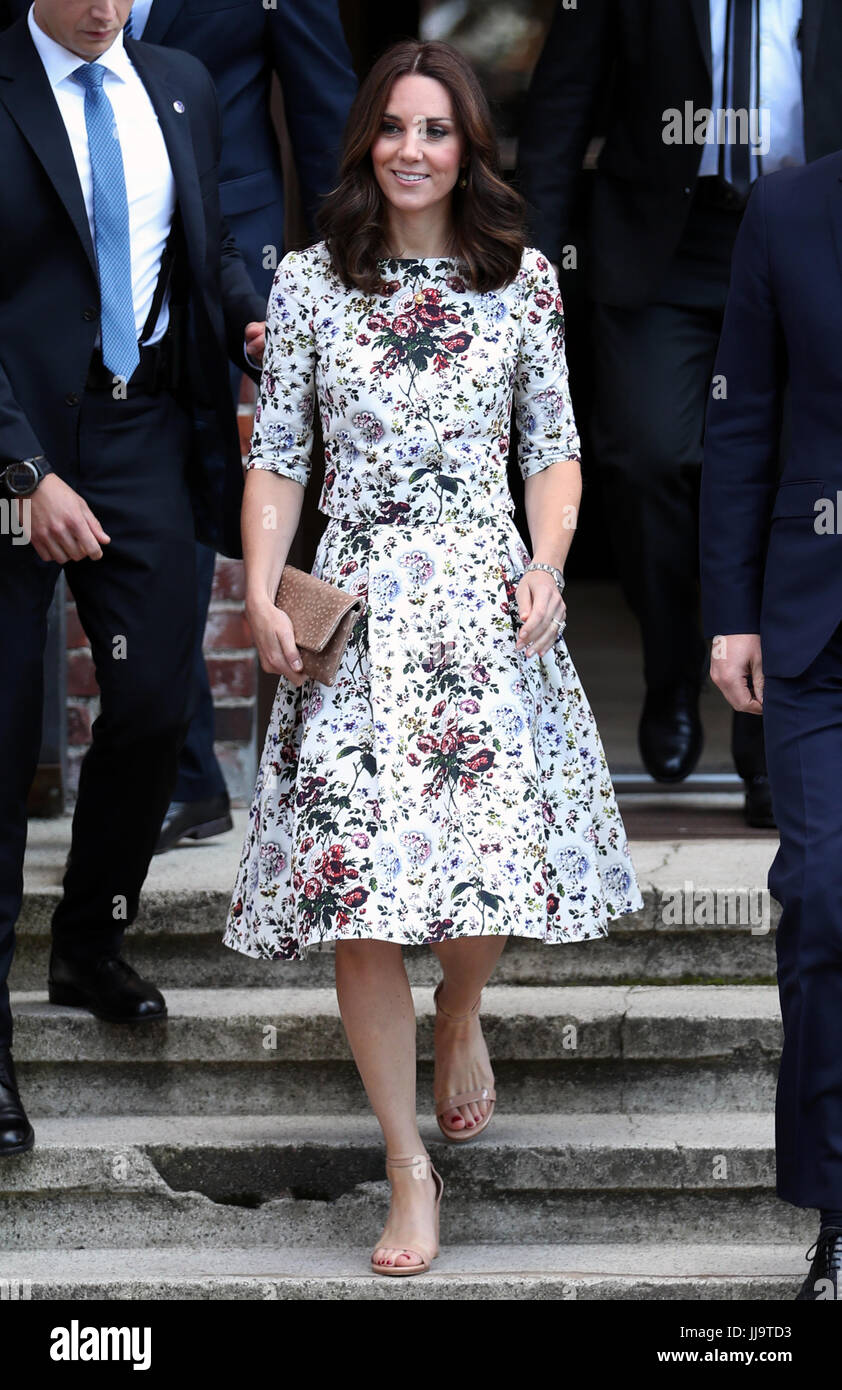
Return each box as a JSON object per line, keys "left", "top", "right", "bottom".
{"left": 514, "top": 569, "right": 566, "bottom": 658}
{"left": 245, "top": 596, "right": 307, "bottom": 687}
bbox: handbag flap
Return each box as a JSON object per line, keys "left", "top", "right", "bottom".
{"left": 275, "top": 563, "right": 362, "bottom": 653}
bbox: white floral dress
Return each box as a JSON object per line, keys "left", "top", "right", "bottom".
{"left": 223, "top": 241, "right": 643, "bottom": 961}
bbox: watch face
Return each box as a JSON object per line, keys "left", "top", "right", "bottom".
{"left": 4, "top": 461, "right": 38, "bottom": 496}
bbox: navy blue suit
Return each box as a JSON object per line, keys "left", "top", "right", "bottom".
{"left": 136, "top": 0, "right": 357, "bottom": 301}
{"left": 701, "top": 152, "right": 842, "bottom": 1207}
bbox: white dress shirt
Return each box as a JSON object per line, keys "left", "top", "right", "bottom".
{"left": 27, "top": 4, "right": 176, "bottom": 345}
{"left": 699, "top": 0, "right": 806, "bottom": 180}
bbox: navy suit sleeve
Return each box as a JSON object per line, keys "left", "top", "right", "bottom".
{"left": 199, "top": 65, "right": 268, "bottom": 375}
{"left": 699, "top": 176, "right": 785, "bottom": 638}
{"left": 0, "top": 361, "right": 46, "bottom": 465}
{"left": 267, "top": 0, "right": 357, "bottom": 234}
{"left": 517, "top": 0, "right": 613, "bottom": 265}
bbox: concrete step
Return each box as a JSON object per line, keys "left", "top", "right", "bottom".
{"left": 0, "top": 1242, "right": 808, "bottom": 1300}
{"left": 16, "top": 823, "right": 779, "bottom": 988}
{"left": 9, "top": 918, "right": 778, "bottom": 990}
{"left": 0, "top": 1114, "right": 813, "bottom": 1248}
{"left": 10, "top": 984, "right": 781, "bottom": 1116}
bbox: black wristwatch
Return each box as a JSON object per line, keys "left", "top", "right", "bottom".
{"left": 1, "top": 455, "right": 51, "bottom": 497}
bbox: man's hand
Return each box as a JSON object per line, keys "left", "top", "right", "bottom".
{"left": 26, "top": 474, "right": 111, "bottom": 564}
{"left": 710, "top": 633, "right": 764, "bottom": 715}
{"left": 245, "top": 320, "right": 266, "bottom": 367}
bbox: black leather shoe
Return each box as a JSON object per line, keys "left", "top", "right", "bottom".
{"left": 638, "top": 682, "right": 704, "bottom": 783}
{"left": 796, "top": 1227, "right": 842, "bottom": 1299}
{"left": 154, "top": 795, "right": 233, "bottom": 854}
{"left": 0, "top": 1048, "right": 34, "bottom": 1156}
{"left": 744, "top": 774, "right": 777, "bottom": 829}
{"left": 48, "top": 954, "right": 167, "bottom": 1024}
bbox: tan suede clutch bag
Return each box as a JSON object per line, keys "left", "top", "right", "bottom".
{"left": 274, "top": 563, "right": 364, "bottom": 686}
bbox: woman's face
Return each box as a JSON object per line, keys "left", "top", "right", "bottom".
{"left": 371, "top": 74, "right": 465, "bottom": 220}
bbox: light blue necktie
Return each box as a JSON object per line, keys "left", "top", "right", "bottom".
{"left": 71, "top": 62, "right": 139, "bottom": 382}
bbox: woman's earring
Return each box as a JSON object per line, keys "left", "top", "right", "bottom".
{"left": 459, "top": 171, "right": 468, "bottom": 188}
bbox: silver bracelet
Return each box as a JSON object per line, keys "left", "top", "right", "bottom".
{"left": 525, "top": 561, "right": 565, "bottom": 600}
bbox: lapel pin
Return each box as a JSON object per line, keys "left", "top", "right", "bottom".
{"left": 173, "top": 100, "right": 185, "bottom": 113}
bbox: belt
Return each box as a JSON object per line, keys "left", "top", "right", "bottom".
{"left": 85, "top": 339, "right": 172, "bottom": 393}
{"left": 693, "top": 175, "right": 749, "bottom": 213}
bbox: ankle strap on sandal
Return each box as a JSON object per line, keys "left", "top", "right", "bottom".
{"left": 385, "top": 1153, "right": 431, "bottom": 1176}
{"left": 433, "top": 980, "right": 481, "bottom": 1021}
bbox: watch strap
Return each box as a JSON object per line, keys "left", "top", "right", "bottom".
{"left": 1, "top": 455, "right": 51, "bottom": 497}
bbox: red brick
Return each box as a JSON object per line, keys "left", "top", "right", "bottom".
{"left": 213, "top": 704, "right": 254, "bottom": 741}
{"left": 203, "top": 610, "right": 254, "bottom": 651}
{"left": 205, "top": 655, "right": 256, "bottom": 699}
{"left": 65, "top": 604, "right": 89, "bottom": 650}
{"left": 67, "top": 702, "right": 93, "bottom": 746}
{"left": 67, "top": 651, "right": 99, "bottom": 697}
{"left": 211, "top": 558, "right": 245, "bottom": 602}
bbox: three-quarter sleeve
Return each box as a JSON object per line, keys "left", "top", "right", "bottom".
{"left": 246, "top": 249, "right": 317, "bottom": 485}
{"left": 513, "top": 247, "right": 581, "bottom": 480}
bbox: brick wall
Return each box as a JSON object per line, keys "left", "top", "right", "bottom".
{"left": 64, "top": 383, "right": 259, "bottom": 807}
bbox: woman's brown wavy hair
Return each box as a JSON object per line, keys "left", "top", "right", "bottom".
{"left": 317, "top": 39, "right": 526, "bottom": 295}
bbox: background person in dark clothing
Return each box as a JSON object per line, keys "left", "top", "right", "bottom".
{"left": 701, "top": 149, "right": 842, "bottom": 1299}
{"left": 518, "top": 0, "right": 842, "bottom": 824}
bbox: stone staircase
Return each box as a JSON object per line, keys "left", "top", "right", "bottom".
{"left": 0, "top": 814, "right": 812, "bottom": 1299}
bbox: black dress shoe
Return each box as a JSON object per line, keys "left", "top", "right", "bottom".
{"left": 48, "top": 954, "right": 167, "bottom": 1024}
{"left": 796, "top": 1227, "right": 842, "bottom": 1299}
{"left": 154, "top": 795, "right": 233, "bottom": 854}
{"left": 638, "top": 681, "right": 704, "bottom": 783}
{"left": 0, "top": 1048, "right": 34, "bottom": 1156}
{"left": 744, "top": 774, "right": 777, "bottom": 829}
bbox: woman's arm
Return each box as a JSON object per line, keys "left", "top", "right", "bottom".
{"left": 513, "top": 249, "right": 583, "bottom": 658}
{"left": 241, "top": 250, "right": 318, "bottom": 687}
{"left": 524, "top": 456, "right": 582, "bottom": 574}
{"left": 242, "top": 470, "right": 307, "bottom": 684}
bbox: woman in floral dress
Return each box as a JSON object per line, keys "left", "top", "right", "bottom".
{"left": 224, "top": 38, "right": 643, "bottom": 1276}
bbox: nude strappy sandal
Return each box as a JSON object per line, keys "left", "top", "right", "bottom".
{"left": 370, "top": 1153, "right": 444, "bottom": 1277}
{"left": 433, "top": 980, "right": 497, "bottom": 1142}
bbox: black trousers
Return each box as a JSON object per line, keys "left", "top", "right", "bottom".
{"left": 589, "top": 196, "right": 766, "bottom": 777}
{"left": 765, "top": 621, "right": 842, "bottom": 1207}
{"left": 0, "top": 384, "right": 198, "bottom": 1049}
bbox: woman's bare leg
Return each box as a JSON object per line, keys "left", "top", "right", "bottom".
{"left": 334, "top": 939, "right": 438, "bottom": 1270}
{"left": 430, "top": 937, "right": 508, "bottom": 1134}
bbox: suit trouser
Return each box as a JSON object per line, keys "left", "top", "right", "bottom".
{"left": 764, "top": 620, "right": 842, "bottom": 1207}
{"left": 589, "top": 202, "right": 766, "bottom": 777}
{"left": 0, "top": 384, "right": 198, "bottom": 1050}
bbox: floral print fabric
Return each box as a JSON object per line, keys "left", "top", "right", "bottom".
{"left": 223, "top": 242, "right": 643, "bottom": 960}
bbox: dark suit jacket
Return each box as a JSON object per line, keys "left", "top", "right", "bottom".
{"left": 0, "top": 0, "right": 358, "bottom": 297}
{"left": 0, "top": 17, "right": 265, "bottom": 556}
{"left": 700, "top": 152, "right": 842, "bottom": 678}
{"left": 518, "top": 0, "right": 842, "bottom": 307}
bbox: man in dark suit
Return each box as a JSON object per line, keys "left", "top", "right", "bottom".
{"left": 518, "top": 0, "right": 842, "bottom": 824}
{"left": 0, "top": 0, "right": 266, "bottom": 1154}
{"left": 701, "top": 151, "right": 842, "bottom": 1298}
{"left": 0, "top": 0, "right": 357, "bottom": 855}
